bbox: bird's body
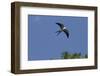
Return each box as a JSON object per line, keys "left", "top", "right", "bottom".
{"left": 56, "top": 22, "right": 69, "bottom": 38}
{"left": 63, "top": 27, "right": 66, "bottom": 30}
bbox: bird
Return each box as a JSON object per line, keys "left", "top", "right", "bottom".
{"left": 56, "top": 22, "right": 69, "bottom": 38}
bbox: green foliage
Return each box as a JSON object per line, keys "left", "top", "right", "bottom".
{"left": 61, "top": 51, "right": 87, "bottom": 59}
{"left": 85, "top": 54, "right": 88, "bottom": 58}
{"left": 49, "top": 51, "right": 88, "bottom": 60}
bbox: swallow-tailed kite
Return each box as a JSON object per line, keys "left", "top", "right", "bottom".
{"left": 56, "top": 22, "right": 69, "bottom": 38}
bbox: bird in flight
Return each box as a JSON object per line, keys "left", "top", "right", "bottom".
{"left": 56, "top": 22, "right": 69, "bottom": 38}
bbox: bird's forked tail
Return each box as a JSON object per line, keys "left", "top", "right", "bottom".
{"left": 55, "top": 30, "right": 62, "bottom": 36}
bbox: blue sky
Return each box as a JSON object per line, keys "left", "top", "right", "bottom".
{"left": 28, "top": 15, "right": 88, "bottom": 60}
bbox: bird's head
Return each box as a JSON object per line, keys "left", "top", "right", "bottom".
{"left": 63, "top": 27, "right": 66, "bottom": 30}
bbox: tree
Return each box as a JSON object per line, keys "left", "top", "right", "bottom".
{"left": 61, "top": 51, "right": 81, "bottom": 59}
{"left": 85, "top": 54, "right": 88, "bottom": 58}
{"left": 62, "top": 52, "right": 69, "bottom": 59}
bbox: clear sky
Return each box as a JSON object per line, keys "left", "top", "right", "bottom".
{"left": 28, "top": 15, "right": 88, "bottom": 61}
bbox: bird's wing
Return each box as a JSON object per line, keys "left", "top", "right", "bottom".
{"left": 56, "top": 23, "right": 64, "bottom": 29}
{"left": 63, "top": 29, "right": 69, "bottom": 38}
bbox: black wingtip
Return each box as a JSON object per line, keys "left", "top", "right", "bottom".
{"left": 67, "top": 35, "right": 69, "bottom": 38}
{"left": 56, "top": 23, "right": 59, "bottom": 24}
{"left": 67, "top": 34, "right": 69, "bottom": 38}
